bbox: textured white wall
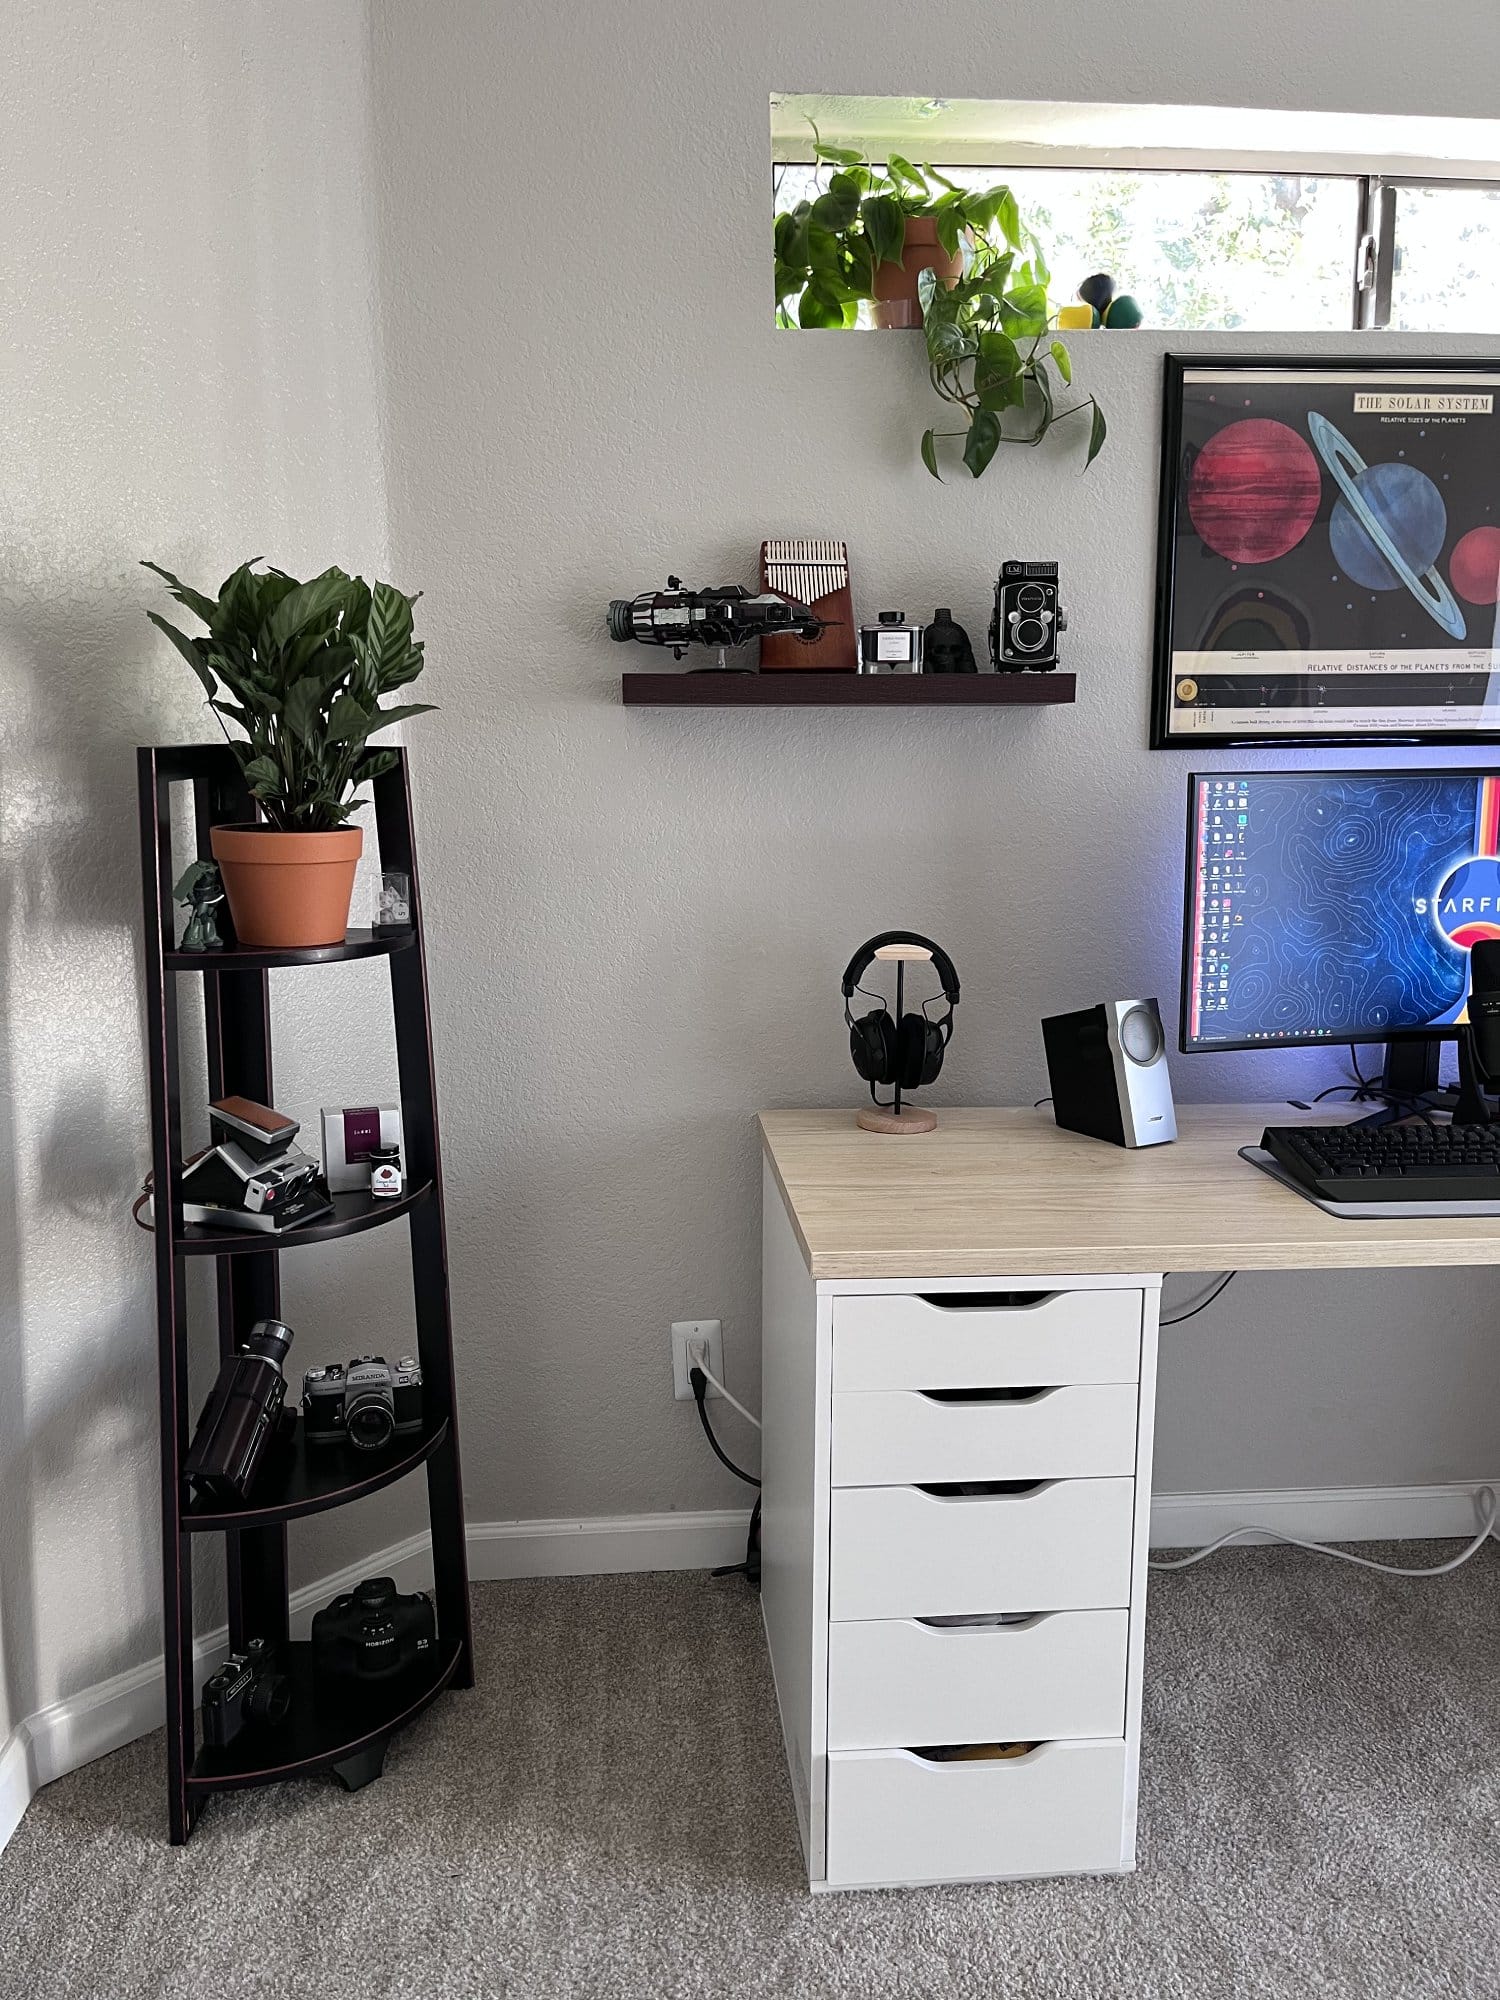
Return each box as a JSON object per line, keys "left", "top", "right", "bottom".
{"left": 368, "top": 0, "right": 1500, "bottom": 1524}
{"left": 9, "top": 0, "right": 1500, "bottom": 1749}
{"left": 0, "top": 0, "right": 408, "bottom": 1733}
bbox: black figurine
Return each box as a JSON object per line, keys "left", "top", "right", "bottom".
{"left": 174, "top": 859, "right": 226, "bottom": 952}
{"left": 924, "top": 607, "right": 978, "bottom": 673}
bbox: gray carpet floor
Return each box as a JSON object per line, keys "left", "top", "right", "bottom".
{"left": 3, "top": 1546, "right": 1500, "bottom": 1999}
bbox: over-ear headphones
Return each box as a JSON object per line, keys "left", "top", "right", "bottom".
{"left": 842, "top": 932, "right": 960, "bottom": 1101}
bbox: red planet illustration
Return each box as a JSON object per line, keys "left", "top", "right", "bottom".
{"left": 1450, "top": 524, "right": 1500, "bottom": 606}
{"left": 1188, "top": 418, "right": 1323, "bottom": 565}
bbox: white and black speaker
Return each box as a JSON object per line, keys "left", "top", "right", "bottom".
{"left": 1041, "top": 999, "right": 1177, "bottom": 1149}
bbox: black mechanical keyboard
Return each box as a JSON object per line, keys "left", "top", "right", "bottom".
{"left": 1261, "top": 1120, "right": 1500, "bottom": 1203}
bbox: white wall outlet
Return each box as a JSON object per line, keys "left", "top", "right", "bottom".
{"left": 672, "top": 1319, "right": 724, "bottom": 1401}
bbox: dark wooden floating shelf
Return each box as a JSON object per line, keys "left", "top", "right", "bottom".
{"left": 184, "top": 1415, "right": 451, "bottom": 1530}
{"left": 620, "top": 671, "right": 1075, "bottom": 708}
{"left": 165, "top": 927, "right": 416, "bottom": 972}
{"left": 172, "top": 1180, "right": 434, "bottom": 1258}
{"left": 188, "top": 1636, "right": 463, "bottom": 1791}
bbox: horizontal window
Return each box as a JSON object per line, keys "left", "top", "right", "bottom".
{"left": 770, "top": 98, "right": 1500, "bottom": 334}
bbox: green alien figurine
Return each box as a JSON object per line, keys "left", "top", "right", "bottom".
{"left": 174, "top": 859, "right": 226, "bottom": 952}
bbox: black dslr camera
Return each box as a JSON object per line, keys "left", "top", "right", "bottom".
{"left": 302, "top": 1355, "right": 423, "bottom": 1452}
{"left": 311, "top": 1577, "right": 436, "bottom": 1682}
{"left": 200, "top": 1637, "right": 291, "bottom": 1749}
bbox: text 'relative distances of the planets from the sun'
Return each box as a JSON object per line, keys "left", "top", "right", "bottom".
{"left": 1161, "top": 365, "right": 1500, "bottom": 744}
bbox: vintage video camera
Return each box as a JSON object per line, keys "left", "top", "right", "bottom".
{"left": 311, "top": 1576, "right": 436, "bottom": 1683}
{"left": 201, "top": 1637, "right": 291, "bottom": 1749}
{"left": 990, "top": 560, "right": 1067, "bottom": 671}
{"left": 184, "top": 1318, "right": 294, "bottom": 1499}
{"left": 303, "top": 1355, "right": 423, "bottom": 1453}
{"left": 608, "top": 577, "right": 825, "bottom": 662}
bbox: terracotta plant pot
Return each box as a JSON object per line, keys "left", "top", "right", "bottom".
{"left": 210, "top": 824, "right": 363, "bottom": 949}
{"left": 872, "top": 216, "right": 963, "bottom": 330}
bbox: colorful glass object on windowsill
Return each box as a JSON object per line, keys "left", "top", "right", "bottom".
{"left": 1069, "top": 272, "right": 1143, "bottom": 329}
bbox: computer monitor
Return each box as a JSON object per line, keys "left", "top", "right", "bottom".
{"left": 1181, "top": 769, "right": 1500, "bottom": 1077}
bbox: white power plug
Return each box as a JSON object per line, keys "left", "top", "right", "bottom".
{"left": 671, "top": 1319, "right": 724, "bottom": 1401}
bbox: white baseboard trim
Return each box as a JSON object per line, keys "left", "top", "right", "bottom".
{"left": 0, "top": 1720, "right": 38, "bottom": 1854}
{"left": 2, "top": 1488, "right": 1484, "bottom": 1854}
{"left": 1150, "top": 1480, "right": 1498, "bottom": 1549}
{"left": 466, "top": 1508, "right": 749, "bottom": 1579}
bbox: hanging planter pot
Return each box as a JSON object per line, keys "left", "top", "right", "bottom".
{"left": 872, "top": 216, "right": 963, "bottom": 330}
{"left": 210, "top": 824, "right": 363, "bottom": 949}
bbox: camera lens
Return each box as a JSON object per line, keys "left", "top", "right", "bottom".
{"left": 1014, "top": 617, "right": 1047, "bottom": 651}
{"left": 1017, "top": 583, "right": 1046, "bottom": 612}
{"left": 607, "top": 599, "right": 635, "bottom": 641}
{"left": 244, "top": 1318, "right": 295, "bottom": 1364}
{"left": 355, "top": 1577, "right": 396, "bottom": 1610}
{"left": 345, "top": 1392, "right": 395, "bottom": 1451}
{"left": 247, "top": 1673, "right": 291, "bottom": 1727}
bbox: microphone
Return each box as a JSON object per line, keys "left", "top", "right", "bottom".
{"left": 1471, "top": 939, "right": 1500, "bottom": 1084}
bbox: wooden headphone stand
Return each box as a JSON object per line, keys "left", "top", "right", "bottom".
{"left": 856, "top": 942, "right": 939, "bottom": 1135}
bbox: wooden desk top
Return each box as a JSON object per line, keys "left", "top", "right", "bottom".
{"left": 759, "top": 1105, "right": 1500, "bottom": 1279}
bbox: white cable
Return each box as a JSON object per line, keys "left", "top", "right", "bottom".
{"left": 1150, "top": 1489, "right": 1499, "bottom": 1577}
{"left": 693, "top": 1359, "right": 762, "bottom": 1431}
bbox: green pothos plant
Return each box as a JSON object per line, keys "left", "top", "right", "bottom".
{"left": 918, "top": 243, "right": 1107, "bottom": 480}
{"left": 774, "top": 128, "right": 1016, "bottom": 329}
{"left": 144, "top": 559, "right": 433, "bottom": 831}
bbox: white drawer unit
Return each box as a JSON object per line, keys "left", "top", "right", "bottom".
{"left": 827, "top": 1609, "right": 1129, "bottom": 1750}
{"left": 829, "top": 1477, "right": 1135, "bottom": 1622}
{"left": 830, "top": 1383, "right": 1139, "bottom": 1487}
{"left": 825, "top": 1740, "right": 1130, "bottom": 1888}
{"left": 832, "top": 1289, "right": 1142, "bottom": 1392}
{"left": 759, "top": 1155, "right": 1162, "bottom": 1893}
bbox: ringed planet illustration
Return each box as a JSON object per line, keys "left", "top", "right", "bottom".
{"left": 1306, "top": 410, "right": 1467, "bottom": 641}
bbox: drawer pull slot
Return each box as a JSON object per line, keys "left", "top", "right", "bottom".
{"left": 911, "top": 1741, "right": 1042, "bottom": 1765}
{"left": 917, "top": 1611, "right": 1048, "bottom": 1631}
{"left": 920, "top": 1385, "right": 1054, "bottom": 1406}
{"left": 918, "top": 1479, "right": 1049, "bottom": 1500}
{"left": 916, "top": 1291, "right": 1054, "bottom": 1312}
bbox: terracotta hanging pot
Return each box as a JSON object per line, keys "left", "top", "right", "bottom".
{"left": 872, "top": 216, "right": 963, "bottom": 330}
{"left": 210, "top": 824, "right": 363, "bottom": 949}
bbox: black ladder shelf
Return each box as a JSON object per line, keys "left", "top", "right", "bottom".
{"left": 137, "top": 744, "right": 473, "bottom": 1843}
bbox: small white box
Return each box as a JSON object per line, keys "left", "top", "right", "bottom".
{"left": 321, "top": 1104, "right": 404, "bottom": 1192}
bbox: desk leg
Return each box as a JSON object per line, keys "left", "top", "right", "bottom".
{"left": 1122, "top": 1277, "right": 1162, "bottom": 1872}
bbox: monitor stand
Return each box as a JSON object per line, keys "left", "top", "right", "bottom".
{"left": 1355, "top": 1032, "right": 1491, "bottom": 1128}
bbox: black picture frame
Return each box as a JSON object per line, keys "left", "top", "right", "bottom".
{"left": 1151, "top": 353, "right": 1500, "bottom": 749}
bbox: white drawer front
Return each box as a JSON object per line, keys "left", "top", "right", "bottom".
{"left": 825, "top": 1739, "right": 1128, "bottom": 1887}
{"left": 830, "top": 1383, "right": 1138, "bottom": 1487}
{"left": 832, "top": 1291, "right": 1141, "bottom": 1393}
{"left": 829, "top": 1478, "right": 1134, "bottom": 1622}
{"left": 828, "top": 1609, "right": 1128, "bottom": 1750}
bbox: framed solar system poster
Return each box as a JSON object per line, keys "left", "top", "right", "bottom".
{"left": 1152, "top": 355, "right": 1500, "bottom": 747}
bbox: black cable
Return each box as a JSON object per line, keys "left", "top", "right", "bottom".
{"left": 713, "top": 1496, "right": 761, "bottom": 1587}
{"left": 1160, "top": 1271, "right": 1236, "bottom": 1326}
{"left": 690, "top": 1366, "right": 761, "bottom": 1587}
{"left": 690, "top": 1367, "right": 759, "bottom": 1487}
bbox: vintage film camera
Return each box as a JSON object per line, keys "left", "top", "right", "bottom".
{"left": 311, "top": 1576, "right": 436, "bottom": 1683}
{"left": 990, "top": 560, "right": 1067, "bottom": 671}
{"left": 183, "top": 1318, "right": 295, "bottom": 1499}
{"left": 303, "top": 1355, "right": 424, "bottom": 1453}
{"left": 200, "top": 1637, "right": 291, "bottom": 1749}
